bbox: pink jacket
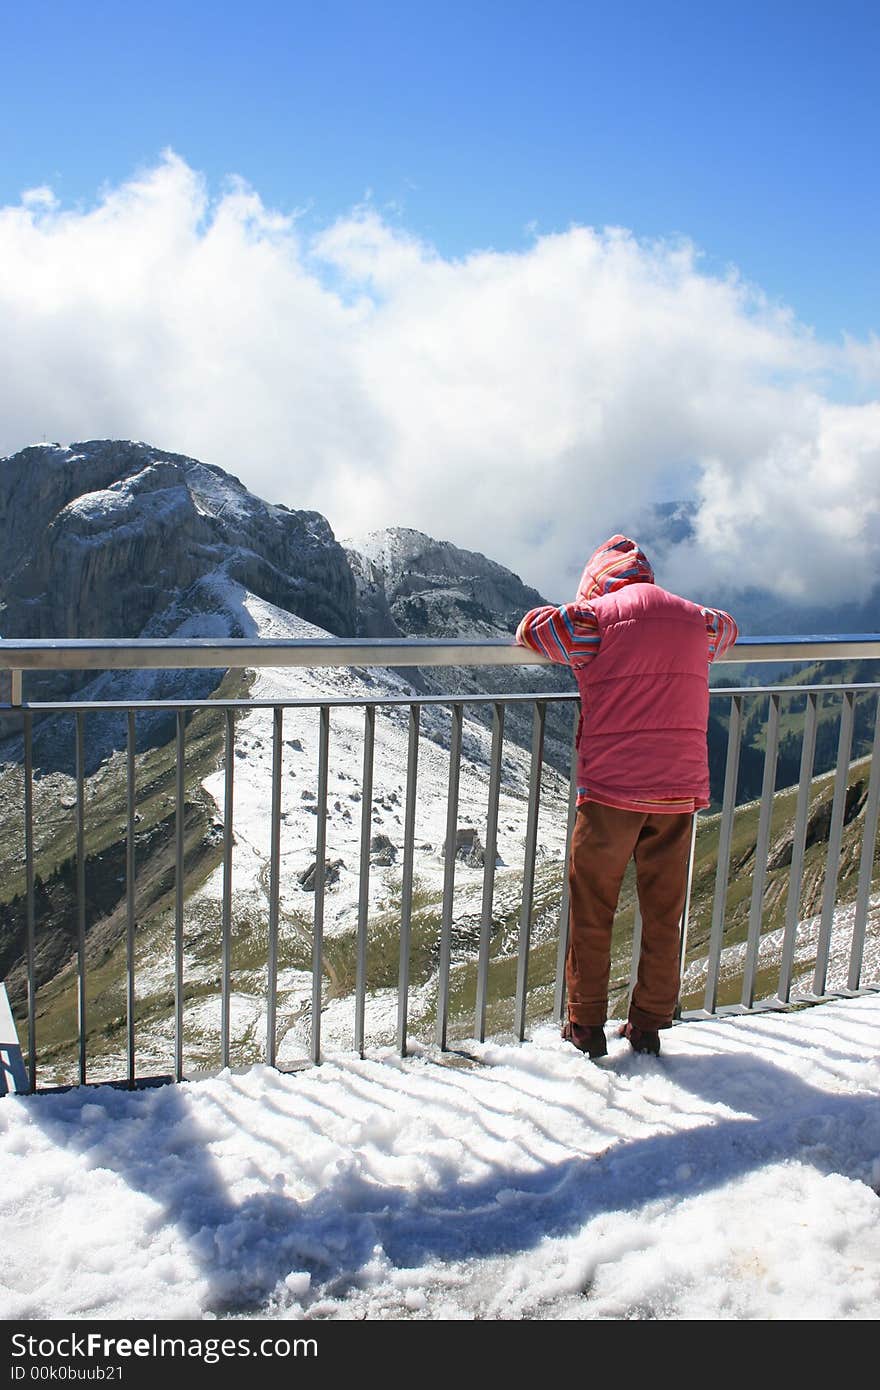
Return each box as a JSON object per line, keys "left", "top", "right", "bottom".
{"left": 577, "top": 580, "right": 712, "bottom": 807}
{"left": 516, "top": 535, "right": 738, "bottom": 812}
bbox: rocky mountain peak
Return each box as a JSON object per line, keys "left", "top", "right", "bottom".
{"left": 344, "top": 525, "right": 547, "bottom": 639}
{"left": 0, "top": 439, "right": 357, "bottom": 644}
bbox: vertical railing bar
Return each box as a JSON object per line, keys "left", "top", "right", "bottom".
{"left": 11, "top": 669, "right": 22, "bottom": 706}
{"left": 476, "top": 702, "right": 505, "bottom": 1042}
{"left": 174, "top": 711, "right": 185, "bottom": 1082}
{"left": 73, "top": 717, "right": 87, "bottom": 1084}
{"left": 553, "top": 704, "right": 580, "bottom": 1023}
{"left": 266, "top": 707, "right": 283, "bottom": 1068}
{"left": 126, "top": 711, "right": 136, "bottom": 1088}
{"left": 628, "top": 901, "right": 643, "bottom": 1003}
{"left": 436, "top": 703, "right": 463, "bottom": 1050}
{"left": 812, "top": 691, "right": 855, "bottom": 995}
{"left": 849, "top": 692, "right": 880, "bottom": 990}
{"left": 355, "top": 705, "right": 376, "bottom": 1058}
{"left": 703, "top": 694, "right": 742, "bottom": 1014}
{"left": 845, "top": 695, "right": 878, "bottom": 989}
{"left": 514, "top": 701, "right": 546, "bottom": 1040}
{"left": 778, "top": 693, "right": 818, "bottom": 1002}
{"left": 75, "top": 712, "right": 87, "bottom": 1086}
{"left": 23, "top": 711, "right": 36, "bottom": 1093}
{"left": 311, "top": 705, "right": 330, "bottom": 1065}
{"left": 742, "top": 694, "right": 780, "bottom": 1007}
{"left": 220, "top": 708, "right": 235, "bottom": 1071}
{"left": 397, "top": 704, "right": 420, "bottom": 1056}
{"left": 674, "top": 812, "right": 700, "bottom": 1016}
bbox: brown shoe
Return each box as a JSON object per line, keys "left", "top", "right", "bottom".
{"left": 618, "top": 1021, "right": 661, "bottom": 1055}
{"left": 562, "top": 1019, "right": 608, "bottom": 1059}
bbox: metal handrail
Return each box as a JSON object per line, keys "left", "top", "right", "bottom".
{"left": 0, "top": 632, "right": 879, "bottom": 676}
{"left": 7, "top": 681, "right": 880, "bottom": 714}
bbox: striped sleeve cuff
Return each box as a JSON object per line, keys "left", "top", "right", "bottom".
{"left": 704, "top": 607, "right": 739, "bottom": 661}
{"left": 516, "top": 603, "right": 600, "bottom": 668}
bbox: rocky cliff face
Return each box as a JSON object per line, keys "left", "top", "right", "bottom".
{"left": 0, "top": 440, "right": 360, "bottom": 765}
{"left": 0, "top": 440, "right": 357, "bottom": 648}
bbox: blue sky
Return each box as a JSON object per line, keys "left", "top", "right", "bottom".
{"left": 2, "top": 1, "right": 878, "bottom": 604}
{"left": 2, "top": 0, "right": 877, "bottom": 339}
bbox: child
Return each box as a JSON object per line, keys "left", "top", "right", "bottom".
{"left": 516, "top": 535, "right": 738, "bottom": 1057}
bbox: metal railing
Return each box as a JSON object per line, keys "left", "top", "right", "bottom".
{"left": 1, "top": 634, "right": 879, "bottom": 1092}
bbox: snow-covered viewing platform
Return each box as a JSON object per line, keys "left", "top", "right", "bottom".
{"left": 1, "top": 994, "right": 878, "bottom": 1320}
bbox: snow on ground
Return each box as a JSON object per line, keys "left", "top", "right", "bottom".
{"left": 1, "top": 994, "right": 878, "bottom": 1321}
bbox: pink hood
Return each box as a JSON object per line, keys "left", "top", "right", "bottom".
{"left": 576, "top": 535, "right": 654, "bottom": 602}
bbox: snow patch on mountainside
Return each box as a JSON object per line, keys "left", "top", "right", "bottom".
{"left": 104, "top": 574, "right": 570, "bottom": 1074}
{"left": 343, "top": 526, "right": 434, "bottom": 574}
{"left": 680, "top": 890, "right": 880, "bottom": 1002}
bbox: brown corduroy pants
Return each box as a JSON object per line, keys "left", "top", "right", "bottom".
{"left": 566, "top": 801, "right": 694, "bottom": 1031}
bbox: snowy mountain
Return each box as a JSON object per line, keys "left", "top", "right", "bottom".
{"left": 1, "top": 440, "right": 356, "bottom": 641}
{"left": 344, "top": 525, "right": 549, "bottom": 639}
{"left": 0, "top": 440, "right": 577, "bottom": 783}
{"left": 0, "top": 440, "right": 356, "bottom": 733}
{"left": 0, "top": 443, "right": 574, "bottom": 1082}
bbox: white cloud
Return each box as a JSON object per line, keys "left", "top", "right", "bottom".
{"left": 1, "top": 151, "right": 878, "bottom": 608}
{"left": 20, "top": 186, "right": 58, "bottom": 210}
